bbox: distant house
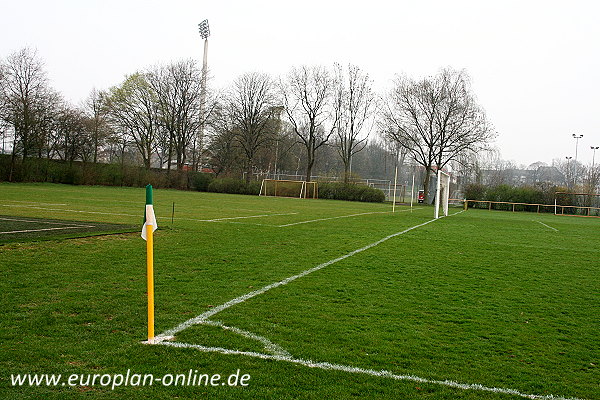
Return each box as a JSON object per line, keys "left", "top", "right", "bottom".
{"left": 479, "top": 165, "right": 565, "bottom": 186}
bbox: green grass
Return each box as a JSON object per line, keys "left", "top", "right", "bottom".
{"left": 0, "top": 182, "right": 598, "bottom": 399}
{"left": 0, "top": 215, "right": 136, "bottom": 244}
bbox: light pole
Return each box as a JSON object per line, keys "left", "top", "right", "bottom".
{"left": 274, "top": 139, "right": 279, "bottom": 179}
{"left": 565, "top": 156, "right": 573, "bottom": 189}
{"left": 592, "top": 146, "right": 599, "bottom": 169}
{"left": 198, "top": 19, "right": 210, "bottom": 171}
{"left": 572, "top": 133, "right": 583, "bottom": 162}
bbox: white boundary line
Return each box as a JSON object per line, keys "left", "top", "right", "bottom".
{"left": 158, "top": 342, "right": 582, "bottom": 400}
{"left": 190, "top": 212, "right": 298, "bottom": 222}
{"left": 534, "top": 220, "right": 559, "bottom": 232}
{"left": 3, "top": 200, "right": 67, "bottom": 206}
{"left": 153, "top": 209, "right": 586, "bottom": 399}
{"left": 277, "top": 211, "right": 391, "bottom": 227}
{"left": 276, "top": 208, "right": 423, "bottom": 227}
{"left": 0, "top": 204, "right": 141, "bottom": 218}
{"left": 0, "top": 216, "right": 90, "bottom": 226}
{"left": 0, "top": 204, "right": 295, "bottom": 226}
{"left": 0, "top": 225, "right": 94, "bottom": 235}
{"left": 200, "top": 320, "right": 291, "bottom": 358}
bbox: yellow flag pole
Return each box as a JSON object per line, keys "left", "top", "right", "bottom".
{"left": 147, "top": 223, "right": 154, "bottom": 342}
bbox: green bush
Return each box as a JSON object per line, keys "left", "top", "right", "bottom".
{"left": 318, "top": 182, "right": 385, "bottom": 203}
{"left": 463, "top": 183, "right": 486, "bottom": 201}
{"left": 189, "top": 172, "right": 214, "bottom": 192}
{"left": 464, "top": 183, "right": 562, "bottom": 212}
{"left": 207, "top": 178, "right": 260, "bottom": 195}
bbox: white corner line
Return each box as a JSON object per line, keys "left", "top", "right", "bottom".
{"left": 534, "top": 220, "right": 559, "bottom": 232}
{"left": 157, "top": 341, "right": 583, "bottom": 400}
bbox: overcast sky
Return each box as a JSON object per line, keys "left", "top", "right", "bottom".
{"left": 2, "top": 0, "right": 599, "bottom": 166}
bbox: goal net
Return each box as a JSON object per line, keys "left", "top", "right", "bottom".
{"left": 434, "top": 170, "right": 450, "bottom": 219}
{"left": 554, "top": 191, "right": 600, "bottom": 217}
{"left": 259, "top": 179, "right": 318, "bottom": 199}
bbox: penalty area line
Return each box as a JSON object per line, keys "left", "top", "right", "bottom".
{"left": 277, "top": 208, "right": 422, "bottom": 227}
{"left": 158, "top": 341, "right": 582, "bottom": 400}
{"left": 190, "top": 212, "right": 299, "bottom": 222}
{"left": 534, "top": 220, "right": 559, "bottom": 232}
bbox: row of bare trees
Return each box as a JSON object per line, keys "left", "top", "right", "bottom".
{"left": 380, "top": 68, "right": 495, "bottom": 199}
{"left": 211, "top": 64, "right": 376, "bottom": 183}
{"left": 1, "top": 47, "right": 497, "bottom": 196}
{"left": 0, "top": 49, "right": 118, "bottom": 180}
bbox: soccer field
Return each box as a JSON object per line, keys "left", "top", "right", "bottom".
{"left": 1, "top": 182, "right": 598, "bottom": 399}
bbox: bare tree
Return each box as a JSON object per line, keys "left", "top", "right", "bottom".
{"left": 53, "top": 104, "right": 86, "bottom": 164}
{"left": 0, "top": 48, "right": 57, "bottom": 173}
{"left": 334, "top": 64, "right": 376, "bottom": 183}
{"left": 106, "top": 73, "right": 159, "bottom": 170}
{"left": 148, "top": 60, "right": 209, "bottom": 170}
{"left": 280, "top": 65, "right": 339, "bottom": 182}
{"left": 224, "top": 72, "right": 278, "bottom": 182}
{"left": 381, "top": 68, "right": 494, "bottom": 200}
{"left": 82, "top": 88, "right": 111, "bottom": 164}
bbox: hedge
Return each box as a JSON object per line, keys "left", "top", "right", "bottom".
{"left": 207, "top": 178, "right": 261, "bottom": 195}
{"left": 318, "top": 182, "right": 385, "bottom": 203}
{"left": 0, "top": 155, "right": 385, "bottom": 202}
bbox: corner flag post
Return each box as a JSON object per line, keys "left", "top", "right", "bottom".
{"left": 142, "top": 184, "right": 158, "bottom": 343}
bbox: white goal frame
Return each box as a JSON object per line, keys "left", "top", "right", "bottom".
{"left": 434, "top": 169, "right": 450, "bottom": 219}
{"left": 259, "top": 179, "right": 318, "bottom": 199}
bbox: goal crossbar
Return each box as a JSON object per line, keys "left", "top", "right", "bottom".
{"left": 259, "top": 179, "right": 318, "bottom": 199}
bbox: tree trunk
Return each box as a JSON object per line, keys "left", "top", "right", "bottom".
{"left": 245, "top": 163, "right": 252, "bottom": 184}
{"left": 423, "top": 167, "right": 432, "bottom": 203}
{"left": 343, "top": 161, "right": 350, "bottom": 184}
{"left": 305, "top": 151, "right": 314, "bottom": 183}
{"left": 93, "top": 130, "right": 98, "bottom": 164}
{"left": 167, "top": 133, "right": 173, "bottom": 171}
{"left": 9, "top": 145, "right": 17, "bottom": 182}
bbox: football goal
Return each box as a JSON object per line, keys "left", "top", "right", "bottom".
{"left": 434, "top": 170, "right": 450, "bottom": 219}
{"left": 554, "top": 191, "right": 600, "bottom": 217}
{"left": 259, "top": 179, "right": 318, "bottom": 199}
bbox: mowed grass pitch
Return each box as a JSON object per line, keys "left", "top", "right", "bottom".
{"left": 0, "top": 215, "right": 136, "bottom": 244}
{"left": 0, "top": 182, "right": 598, "bottom": 399}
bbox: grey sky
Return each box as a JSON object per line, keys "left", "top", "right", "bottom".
{"left": 2, "top": 0, "right": 599, "bottom": 166}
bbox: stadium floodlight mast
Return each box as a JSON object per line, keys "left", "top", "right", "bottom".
{"left": 198, "top": 19, "right": 210, "bottom": 39}
{"left": 565, "top": 156, "right": 573, "bottom": 189}
{"left": 197, "top": 19, "right": 210, "bottom": 171}
{"left": 572, "top": 133, "right": 583, "bottom": 162}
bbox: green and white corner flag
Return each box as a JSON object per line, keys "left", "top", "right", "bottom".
{"left": 141, "top": 184, "right": 157, "bottom": 241}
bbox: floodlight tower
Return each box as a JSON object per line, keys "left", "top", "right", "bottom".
{"left": 566, "top": 156, "right": 573, "bottom": 189}
{"left": 572, "top": 133, "right": 583, "bottom": 162}
{"left": 197, "top": 19, "right": 210, "bottom": 171}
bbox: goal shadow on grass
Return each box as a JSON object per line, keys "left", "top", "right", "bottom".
{"left": 0, "top": 215, "right": 138, "bottom": 244}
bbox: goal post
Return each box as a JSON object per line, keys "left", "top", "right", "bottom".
{"left": 554, "top": 191, "right": 600, "bottom": 217}
{"left": 434, "top": 169, "right": 450, "bottom": 219}
{"left": 259, "top": 179, "right": 318, "bottom": 199}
